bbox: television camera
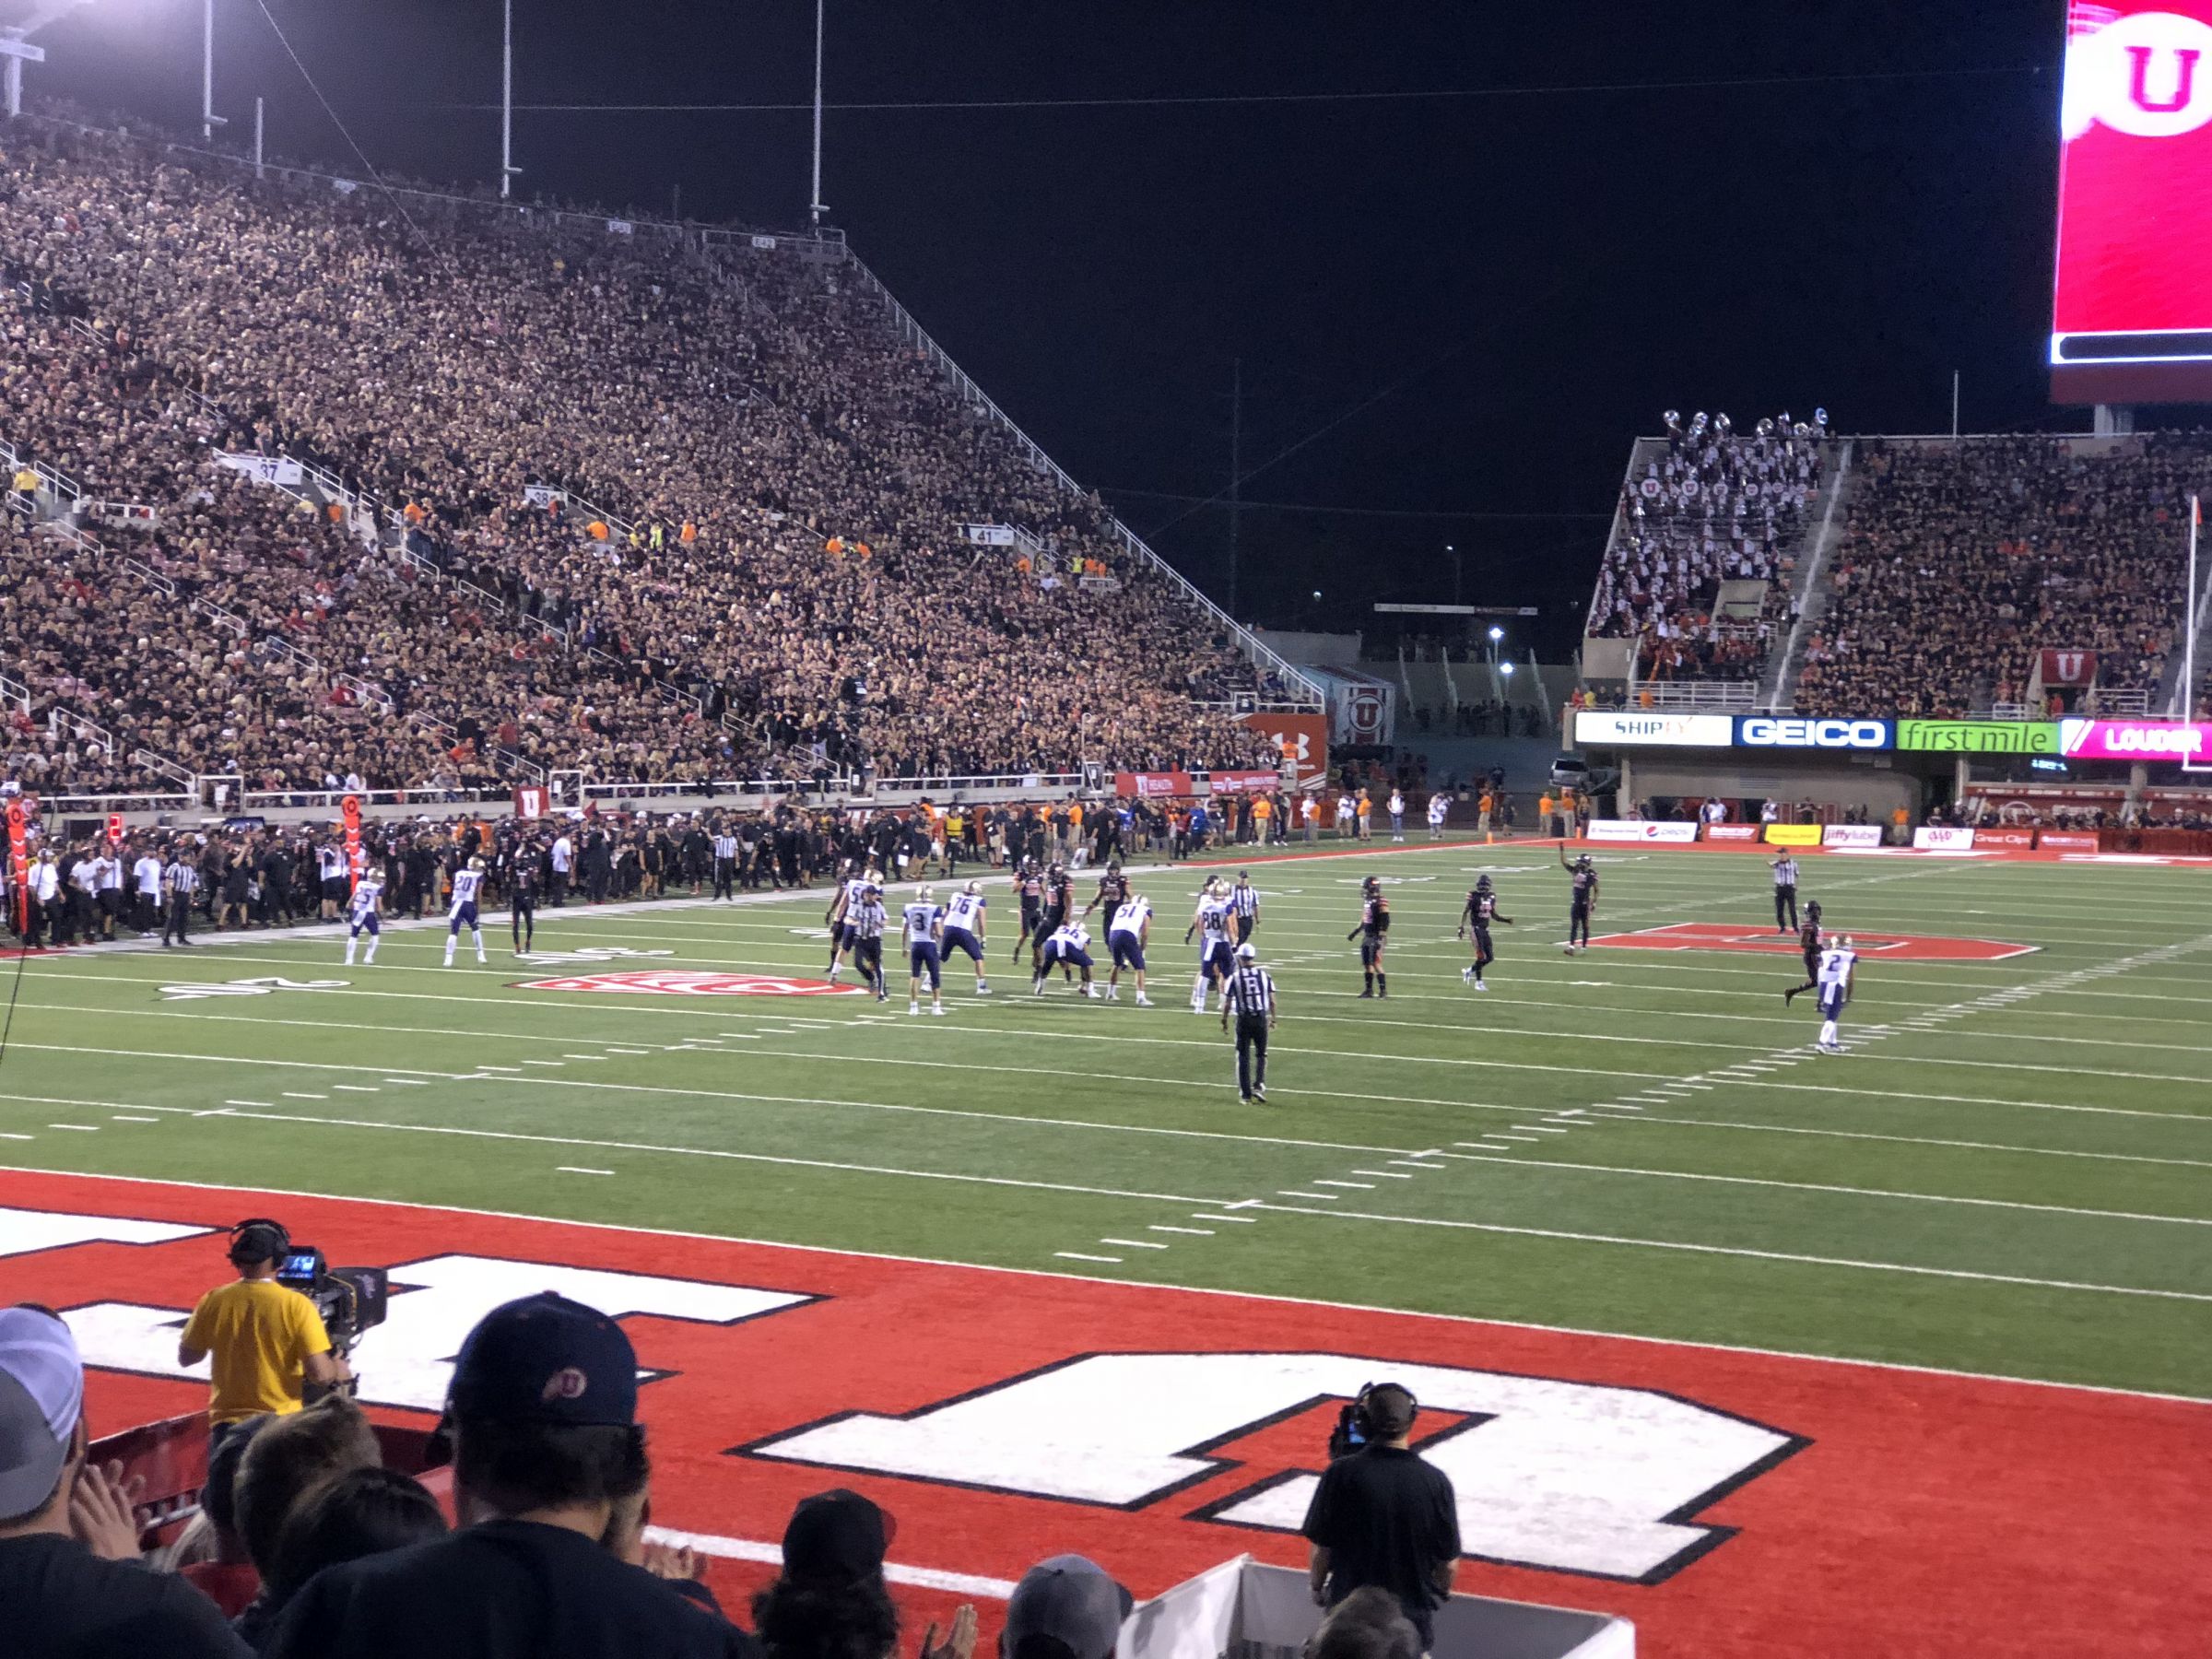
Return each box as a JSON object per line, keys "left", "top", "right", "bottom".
{"left": 229, "top": 1218, "right": 388, "bottom": 1396}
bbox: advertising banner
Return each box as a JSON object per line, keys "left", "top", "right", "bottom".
{"left": 1703, "top": 824, "right": 1761, "bottom": 842}
{"left": 1204, "top": 771, "right": 1280, "bottom": 795}
{"left": 2052, "top": 1, "right": 2212, "bottom": 403}
{"left": 2059, "top": 718, "right": 2212, "bottom": 760}
{"left": 1736, "top": 716, "right": 1894, "bottom": 751}
{"left": 1115, "top": 771, "right": 1194, "bottom": 799}
{"left": 2039, "top": 830, "right": 2101, "bottom": 850}
{"left": 1821, "top": 824, "right": 1883, "bottom": 848}
{"left": 1974, "top": 828, "right": 2037, "bottom": 849}
{"left": 1239, "top": 712, "right": 1328, "bottom": 788}
{"left": 1763, "top": 824, "right": 1824, "bottom": 847}
{"left": 1895, "top": 720, "right": 2063, "bottom": 755}
{"left": 1572, "top": 712, "right": 1735, "bottom": 747}
{"left": 215, "top": 452, "right": 304, "bottom": 488}
{"left": 1913, "top": 826, "right": 1978, "bottom": 851}
{"left": 1305, "top": 667, "right": 1396, "bottom": 747}
{"left": 1585, "top": 819, "right": 1699, "bottom": 843}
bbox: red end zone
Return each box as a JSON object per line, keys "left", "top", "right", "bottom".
{"left": 517, "top": 971, "right": 865, "bottom": 995}
{"left": 1587, "top": 922, "right": 2038, "bottom": 961}
{"left": 1, "top": 1172, "right": 2201, "bottom": 1656}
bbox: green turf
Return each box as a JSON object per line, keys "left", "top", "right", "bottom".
{"left": 5, "top": 840, "right": 2208, "bottom": 1398}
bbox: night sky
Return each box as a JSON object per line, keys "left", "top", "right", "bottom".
{"left": 17, "top": 2, "right": 2087, "bottom": 653}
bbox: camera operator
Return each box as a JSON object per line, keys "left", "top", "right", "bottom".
{"left": 177, "top": 1222, "right": 351, "bottom": 1440}
{"left": 1301, "top": 1383, "right": 1459, "bottom": 1653}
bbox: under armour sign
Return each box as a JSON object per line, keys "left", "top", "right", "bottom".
{"left": 1735, "top": 718, "right": 1894, "bottom": 751}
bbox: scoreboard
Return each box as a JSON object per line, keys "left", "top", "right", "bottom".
{"left": 2051, "top": 1, "right": 2212, "bottom": 404}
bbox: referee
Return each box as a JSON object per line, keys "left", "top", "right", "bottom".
{"left": 1221, "top": 942, "right": 1277, "bottom": 1103}
{"left": 161, "top": 848, "right": 199, "bottom": 948}
{"left": 1229, "top": 871, "right": 1261, "bottom": 945}
{"left": 712, "top": 823, "right": 739, "bottom": 901}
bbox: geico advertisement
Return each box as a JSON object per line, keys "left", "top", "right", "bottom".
{"left": 1734, "top": 717, "right": 1894, "bottom": 751}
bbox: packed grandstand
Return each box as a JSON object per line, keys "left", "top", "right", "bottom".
{"left": 0, "top": 110, "right": 1304, "bottom": 804}
{"left": 1584, "top": 414, "right": 2212, "bottom": 719}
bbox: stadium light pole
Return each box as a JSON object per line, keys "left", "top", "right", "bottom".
{"left": 808, "top": 0, "right": 827, "bottom": 229}
{"left": 500, "top": 0, "right": 516, "bottom": 199}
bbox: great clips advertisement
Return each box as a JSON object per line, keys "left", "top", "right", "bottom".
{"left": 2052, "top": 2, "right": 2212, "bottom": 402}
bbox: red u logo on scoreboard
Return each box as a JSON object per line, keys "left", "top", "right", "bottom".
{"left": 2126, "top": 44, "right": 2201, "bottom": 113}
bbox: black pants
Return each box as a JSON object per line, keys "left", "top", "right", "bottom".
{"left": 1235, "top": 914, "right": 1254, "bottom": 945}
{"left": 162, "top": 894, "right": 191, "bottom": 946}
{"left": 1570, "top": 902, "right": 1591, "bottom": 947}
{"left": 1472, "top": 925, "right": 1495, "bottom": 976}
{"left": 1775, "top": 885, "right": 1798, "bottom": 931}
{"left": 853, "top": 936, "right": 884, "bottom": 996}
{"left": 1235, "top": 1015, "right": 1269, "bottom": 1098}
{"left": 512, "top": 898, "right": 535, "bottom": 950}
{"left": 713, "top": 859, "right": 735, "bottom": 900}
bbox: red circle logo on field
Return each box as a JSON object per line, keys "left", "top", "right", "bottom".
{"left": 514, "top": 971, "right": 865, "bottom": 996}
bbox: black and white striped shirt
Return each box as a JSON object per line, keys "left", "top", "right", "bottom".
{"left": 164, "top": 862, "right": 199, "bottom": 897}
{"left": 1224, "top": 964, "right": 1276, "bottom": 1019}
{"left": 1230, "top": 883, "right": 1259, "bottom": 919}
{"left": 712, "top": 834, "right": 739, "bottom": 861}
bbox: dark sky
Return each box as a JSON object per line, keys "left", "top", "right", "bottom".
{"left": 17, "top": 1, "right": 2090, "bottom": 652}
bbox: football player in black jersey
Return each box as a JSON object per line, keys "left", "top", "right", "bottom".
{"left": 1011, "top": 857, "right": 1045, "bottom": 964}
{"left": 1083, "top": 859, "right": 1131, "bottom": 924}
{"left": 510, "top": 845, "right": 541, "bottom": 955}
{"left": 1783, "top": 898, "right": 1827, "bottom": 1005}
{"left": 1348, "top": 875, "right": 1391, "bottom": 997}
{"left": 1559, "top": 849, "right": 1600, "bottom": 952}
{"left": 1036, "top": 861, "right": 1075, "bottom": 978}
{"left": 1456, "top": 874, "right": 1514, "bottom": 990}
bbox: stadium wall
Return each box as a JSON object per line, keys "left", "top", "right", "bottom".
{"left": 1618, "top": 756, "right": 1918, "bottom": 819}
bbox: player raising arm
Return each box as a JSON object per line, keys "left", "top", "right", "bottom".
{"left": 1559, "top": 848, "right": 1599, "bottom": 953}
{"left": 1457, "top": 874, "right": 1513, "bottom": 990}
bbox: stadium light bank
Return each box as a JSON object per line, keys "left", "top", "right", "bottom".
{"left": 2, "top": 0, "right": 223, "bottom": 143}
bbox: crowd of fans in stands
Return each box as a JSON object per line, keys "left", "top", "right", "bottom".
{"left": 1585, "top": 410, "right": 1826, "bottom": 682}
{"left": 0, "top": 110, "right": 1285, "bottom": 794}
{"left": 1794, "top": 433, "right": 2212, "bottom": 717}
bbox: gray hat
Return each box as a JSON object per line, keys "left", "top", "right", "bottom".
{"left": 0, "top": 1306, "right": 84, "bottom": 1518}
{"left": 1002, "top": 1555, "right": 1133, "bottom": 1659}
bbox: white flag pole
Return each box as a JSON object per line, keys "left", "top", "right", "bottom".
{"left": 2187, "top": 495, "right": 2201, "bottom": 722}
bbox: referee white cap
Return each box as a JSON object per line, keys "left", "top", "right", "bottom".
{"left": 1236, "top": 943, "right": 1257, "bottom": 960}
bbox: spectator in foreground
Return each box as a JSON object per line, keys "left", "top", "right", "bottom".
{"left": 999, "top": 1555, "right": 1133, "bottom": 1659}
{"left": 1300, "top": 1382, "right": 1459, "bottom": 1653}
{"left": 255, "top": 1465, "right": 449, "bottom": 1630}
{"left": 263, "top": 1290, "right": 758, "bottom": 1658}
{"left": 0, "top": 1303, "right": 251, "bottom": 1657}
{"left": 229, "top": 1394, "right": 382, "bottom": 1646}
{"left": 172, "top": 1411, "right": 272, "bottom": 1618}
{"left": 1303, "top": 1586, "right": 1422, "bottom": 1659}
{"left": 755, "top": 1488, "right": 976, "bottom": 1659}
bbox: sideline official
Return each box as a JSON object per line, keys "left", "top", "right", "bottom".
{"left": 1221, "top": 942, "right": 1277, "bottom": 1103}
{"left": 1302, "top": 1382, "right": 1459, "bottom": 1651}
{"left": 177, "top": 1221, "right": 350, "bottom": 1437}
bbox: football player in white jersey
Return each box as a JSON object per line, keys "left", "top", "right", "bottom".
{"left": 343, "top": 871, "right": 384, "bottom": 966}
{"left": 903, "top": 885, "right": 946, "bottom": 1016}
{"left": 442, "top": 856, "right": 488, "bottom": 967}
{"left": 1813, "top": 934, "right": 1858, "bottom": 1054}
{"left": 1035, "top": 919, "right": 1099, "bottom": 998}
{"left": 939, "top": 880, "right": 991, "bottom": 996}
{"left": 1106, "top": 890, "right": 1153, "bottom": 1006}
{"left": 824, "top": 862, "right": 879, "bottom": 982}
{"left": 1182, "top": 879, "right": 1234, "bottom": 1014}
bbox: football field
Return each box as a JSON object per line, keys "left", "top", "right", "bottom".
{"left": 1, "top": 838, "right": 2206, "bottom": 1653}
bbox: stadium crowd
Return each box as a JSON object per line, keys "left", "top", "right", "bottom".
{"left": 0, "top": 112, "right": 1284, "bottom": 796}
{"left": 1794, "top": 433, "right": 2212, "bottom": 717}
{"left": 1584, "top": 411, "right": 1826, "bottom": 682}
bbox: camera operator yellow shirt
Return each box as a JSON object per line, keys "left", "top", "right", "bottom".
{"left": 180, "top": 1279, "right": 334, "bottom": 1423}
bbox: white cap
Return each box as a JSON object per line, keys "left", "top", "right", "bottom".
{"left": 1236, "top": 943, "right": 1257, "bottom": 960}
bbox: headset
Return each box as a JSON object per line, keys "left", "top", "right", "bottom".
{"left": 1329, "top": 1380, "right": 1419, "bottom": 1459}
{"left": 228, "top": 1217, "right": 291, "bottom": 1266}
